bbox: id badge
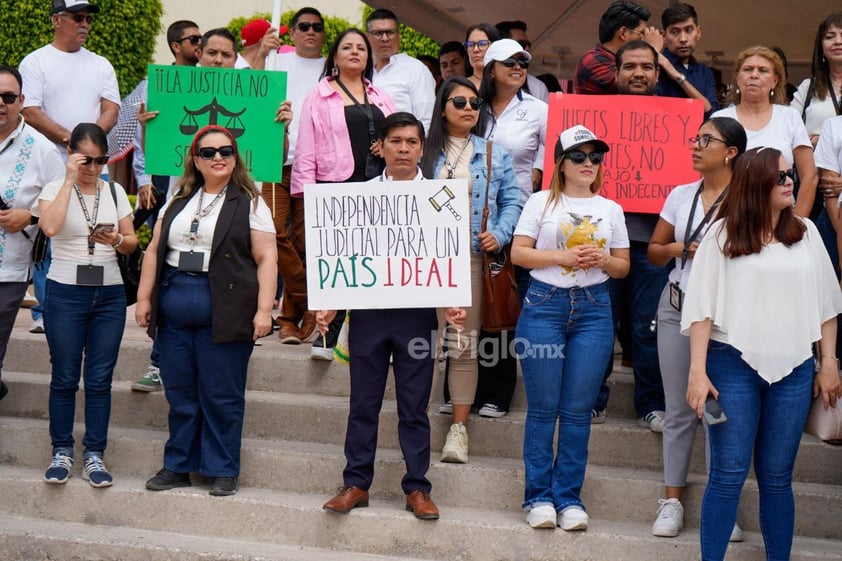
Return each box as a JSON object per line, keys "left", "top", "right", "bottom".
{"left": 669, "top": 281, "right": 683, "bottom": 312}
{"left": 178, "top": 250, "right": 205, "bottom": 272}
{"left": 76, "top": 264, "right": 105, "bottom": 286}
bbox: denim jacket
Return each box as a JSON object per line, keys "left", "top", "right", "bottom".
{"left": 433, "top": 136, "right": 523, "bottom": 254}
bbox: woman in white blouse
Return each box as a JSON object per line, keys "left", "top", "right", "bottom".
{"left": 682, "top": 146, "right": 842, "bottom": 561}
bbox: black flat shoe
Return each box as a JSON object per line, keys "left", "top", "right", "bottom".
{"left": 145, "top": 468, "right": 191, "bottom": 491}
{"left": 209, "top": 476, "right": 238, "bottom": 496}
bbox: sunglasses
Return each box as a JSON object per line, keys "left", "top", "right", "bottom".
{"left": 777, "top": 169, "right": 795, "bottom": 185}
{"left": 77, "top": 155, "right": 109, "bottom": 166}
{"left": 688, "top": 135, "right": 727, "bottom": 149}
{"left": 179, "top": 34, "right": 202, "bottom": 46}
{"left": 500, "top": 57, "right": 530, "bottom": 69}
{"left": 448, "top": 96, "right": 481, "bottom": 111}
{"left": 196, "top": 145, "right": 236, "bottom": 160}
{"left": 564, "top": 151, "right": 605, "bottom": 165}
{"left": 464, "top": 40, "right": 490, "bottom": 50}
{"left": 60, "top": 13, "right": 94, "bottom": 24}
{"left": 295, "top": 22, "right": 324, "bottom": 33}
{"left": 0, "top": 92, "right": 20, "bottom": 104}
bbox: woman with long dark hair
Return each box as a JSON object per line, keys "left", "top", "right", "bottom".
{"left": 682, "top": 147, "right": 842, "bottom": 560}
{"left": 464, "top": 23, "right": 500, "bottom": 90}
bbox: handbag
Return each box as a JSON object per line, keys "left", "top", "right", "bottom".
{"left": 30, "top": 228, "right": 48, "bottom": 263}
{"left": 804, "top": 372, "right": 842, "bottom": 444}
{"left": 108, "top": 182, "right": 143, "bottom": 306}
{"left": 479, "top": 142, "right": 521, "bottom": 332}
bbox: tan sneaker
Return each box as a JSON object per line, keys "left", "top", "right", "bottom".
{"left": 299, "top": 311, "right": 318, "bottom": 343}
{"left": 440, "top": 422, "right": 468, "bottom": 463}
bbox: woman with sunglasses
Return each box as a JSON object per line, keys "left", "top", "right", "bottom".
{"left": 647, "top": 117, "right": 746, "bottom": 539}
{"left": 464, "top": 23, "right": 500, "bottom": 90}
{"left": 136, "top": 125, "right": 277, "bottom": 497}
{"left": 472, "top": 38, "right": 548, "bottom": 418}
{"left": 682, "top": 146, "right": 842, "bottom": 561}
{"left": 292, "top": 28, "right": 394, "bottom": 358}
{"left": 420, "top": 76, "right": 521, "bottom": 464}
{"left": 511, "top": 125, "right": 629, "bottom": 530}
{"left": 37, "top": 123, "right": 137, "bottom": 488}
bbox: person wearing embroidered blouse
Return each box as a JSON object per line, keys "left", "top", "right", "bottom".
{"left": 420, "top": 76, "right": 521, "bottom": 464}
{"left": 512, "top": 125, "right": 630, "bottom": 531}
{"left": 682, "top": 147, "right": 842, "bottom": 561}
{"left": 38, "top": 122, "right": 138, "bottom": 488}
{"left": 136, "top": 125, "right": 278, "bottom": 497}
{"left": 291, "top": 28, "right": 395, "bottom": 360}
{"left": 711, "top": 46, "right": 817, "bottom": 219}
{"left": 647, "top": 117, "right": 746, "bottom": 540}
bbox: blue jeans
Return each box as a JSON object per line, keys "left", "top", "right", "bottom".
{"left": 516, "top": 280, "right": 614, "bottom": 511}
{"left": 701, "top": 342, "right": 813, "bottom": 561}
{"left": 31, "top": 242, "right": 51, "bottom": 321}
{"left": 44, "top": 280, "right": 126, "bottom": 455}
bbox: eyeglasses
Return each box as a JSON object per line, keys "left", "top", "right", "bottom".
{"left": 517, "top": 40, "right": 532, "bottom": 51}
{"left": 196, "top": 146, "right": 236, "bottom": 160}
{"left": 77, "top": 155, "right": 109, "bottom": 166}
{"left": 368, "top": 29, "right": 398, "bottom": 39}
{"left": 294, "top": 22, "right": 324, "bottom": 33}
{"left": 777, "top": 169, "right": 795, "bottom": 185}
{"left": 447, "top": 96, "right": 481, "bottom": 111}
{"left": 178, "top": 35, "right": 202, "bottom": 45}
{"left": 628, "top": 27, "right": 645, "bottom": 37}
{"left": 564, "top": 151, "right": 605, "bottom": 165}
{"left": 500, "top": 57, "right": 530, "bottom": 69}
{"left": 464, "top": 40, "right": 490, "bottom": 50}
{"left": 688, "top": 135, "right": 727, "bottom": 149}
{"left": 60, "top": 13, "right": 94, "bottom": 24}
{"left": 0, "top": 92, "right": 21, "bottom": 104}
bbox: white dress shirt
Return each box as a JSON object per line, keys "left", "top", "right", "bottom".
{"left": 372, "top": 53, "right": 436, "bottom": 133}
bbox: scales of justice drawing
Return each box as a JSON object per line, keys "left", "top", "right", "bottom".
{"left": 180, "top": 97, "right": 247, "bottom": 137}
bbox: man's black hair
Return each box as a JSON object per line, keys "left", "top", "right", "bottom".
{"left": 598, "top": 1, "right": 651, "bottom": 44}
{"left": 0, "top": 65, "right": 23, "bottom": 91}
{"left": 166, "top": 20, "right": 200, "bottom": 56}
{"left": 291, "top": 7, "right": 323, "bottom": 28}
{"left": 495, "top": 20, "right": 527, "bottom": 38}
{"left": 661, "top": 3, "right": 698, "bottom": 29}
{"left": 379, "top": 111, "right": 425, "bottom": 144}
{"left": 366, "top": 8, "right": 399, "bottom": 28}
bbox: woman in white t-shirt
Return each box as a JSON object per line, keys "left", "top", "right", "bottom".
{"left": 38, "top": 123, "right": 138, "bottom": 489}
{"left": 682, "top": 147, "right": 842, "bottom": 561}
{"left": 646, "top": 117, "right": 746, "bottom": 539}
{"left": 135, "top": 125, "right": 277, "bottom": 497}
{"left": 512, "top": 125, "right": 630, "bottom": 531}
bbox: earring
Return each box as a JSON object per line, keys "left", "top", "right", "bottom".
{"left": 822, "top": 55, "right": 827, "bottom": 63}
{"left": 770, "top": 89, "right": 774, "bottom": 98}
{"left": 331, "top": 65, "right": 338, "bottom": 77}
{"left": 724, "top": 157, "right": 729, "bottom": 164}
{"left": 735, "top": 87, "right": 740, "bottom": 95}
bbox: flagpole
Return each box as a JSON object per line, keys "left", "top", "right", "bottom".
{"left": 268, "top": 0, "right": 283, "bottom": 216}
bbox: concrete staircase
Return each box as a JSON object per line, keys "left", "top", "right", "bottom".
{"left": 1, "top": 316, "right": 840, "bottom": 561}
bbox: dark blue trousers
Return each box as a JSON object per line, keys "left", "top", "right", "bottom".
{"left": 157, "top": 268, "right": 254, "bottom": 477}
{"left": 344, "top": 308, "right": 437, "bottom": 494}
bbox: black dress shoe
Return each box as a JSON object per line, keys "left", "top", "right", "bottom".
{"left": 209, "top": 476, "right": 238, "bottom": 496}
{"left": 146, "top": 468, "right": 191, "bottom": 491}
{"left": 0, "top": 380, "right": 8, "bottom": 401}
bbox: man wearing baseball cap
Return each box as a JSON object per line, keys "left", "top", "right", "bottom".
{"left": 238, "top": 18, "right": 281, "bottom": 70}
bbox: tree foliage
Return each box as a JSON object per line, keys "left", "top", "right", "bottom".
{"left": 0, "top": 0, "right": 163, "bottom": 96}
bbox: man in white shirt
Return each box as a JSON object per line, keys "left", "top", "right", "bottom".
{"left": 365, "top": 9, "right": 436, "bottom": 132}
{"left": 495, "top": 20, "right": 550, "bottom": 103}
{"left": 263, "top": 7, "right": 326, "bottom": 345}
{"left": 0, "top": 66, "right": 64, "bottom": 401}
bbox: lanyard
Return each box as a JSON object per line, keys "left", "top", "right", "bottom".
{"left": 829, "top": 84, "right": 841, "bottom": 117}
{"left": 187, "top": 186, "right": 227, "bottom": 245}
{"left": 681, "top": 183, "right": 726, "bottom": 270}
{"left": 334, "top": 77, "right": 376, "bottom": 146}
{"left": 73, "top": 183, "right": 101, "bottom": 256}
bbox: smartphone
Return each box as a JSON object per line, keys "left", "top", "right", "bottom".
{"left": 91, "top": 223, "right": 115, "bottom": 235}
{"left": 704, "top": 396, "right": 727, "bottom": 425}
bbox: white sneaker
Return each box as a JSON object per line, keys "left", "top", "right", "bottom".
{"left": 638, "top": 410, "right": 666, "bottom": 433}
{"left": 652, "top": 498, "right": 684, "bottom": 537}
{"left": 558, "top": 506, "right": 588, "bottom": 531}
{"left": 527, "top": 505, "right": 557, "bottom": 529}
{"left": 729, "top": 522, "right": 744, "bottom": 542}
{"left": 29, "top": 317, "right": 45, "bottom": 334}
{"left": 440, "top": 422, "right": 468, "bottom": 463}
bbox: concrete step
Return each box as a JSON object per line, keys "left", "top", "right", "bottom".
{"left": 2, "top": 416, "right": 840, "bottom": 539}
{"left": 2, "top": 371, "right": 840, "bottom": 486}
{"left": 1, "top": 465, "right": 839, "bottom": 561}
{"left": 0, "top": 512, "right": 431, "bottom": 561}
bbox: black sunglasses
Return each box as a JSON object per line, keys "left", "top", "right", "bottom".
{"left": 500, "top": 57, "right": 530, "bottom": 69}
{"left": 78, "top": 155, "right": 109, "bottom": 166}
{"left": 196, "top": 145, "right": 236, "bottom": 160}
{"left": 777, "top": 169, "right": 795, "bottom": 185}
{"left": 0, "top": 92, "right": 20, "bottom": 104}
{"left": 448, "top": 96, "right": 481, "bottom": 111}
{"left": 61, "top": 13, "right": 94, "bottom": 24}
{"left": 464, "top": 40, "right": 490, "bottom": 50}
{"left": 564, "top": 150, "right": 605, "bottom": 165}
{"left": 179, "top": 34, "right": 202, "bottom": 46}
{"left": 295, "top": 22, "right": 324, "bottom": 33}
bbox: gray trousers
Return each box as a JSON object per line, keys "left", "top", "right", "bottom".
{"left": 0, "top": 282, "right": 28, "bottom": 378}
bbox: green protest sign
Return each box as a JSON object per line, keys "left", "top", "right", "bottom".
{"left": 145, "top": 64, "right": 287, "bottom": 183}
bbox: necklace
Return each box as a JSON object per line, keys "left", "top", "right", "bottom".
{"left": 443, "top": 135, "right": 472, "bottom": 179}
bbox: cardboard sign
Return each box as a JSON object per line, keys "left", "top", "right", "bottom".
{"left": 304, "top": 179, "right": 472, "bottom": 310}
{"left": 145, "top": 64, "right": 287, "bottom": 183}
{"left": 543, "top": 94, "right": 704, "bottom": 213}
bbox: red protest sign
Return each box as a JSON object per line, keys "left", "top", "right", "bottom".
{"left": 543, "top": 94, "right": 704, "bottom": 213}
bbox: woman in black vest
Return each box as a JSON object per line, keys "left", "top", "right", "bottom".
{"left": 135, "top": 125, "right": 278, "bottom": 496}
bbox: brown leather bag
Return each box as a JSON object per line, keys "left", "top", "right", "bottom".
{"left": 480, "top": 142, "right": 521, "bottom": 332}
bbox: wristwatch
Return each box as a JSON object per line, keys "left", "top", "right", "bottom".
{"left": 676, "top": 74, "right": 687, "bottom": 85}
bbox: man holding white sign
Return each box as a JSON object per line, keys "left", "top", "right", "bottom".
{"left": 319, "top": 112, "right": 466, "bottom": 520}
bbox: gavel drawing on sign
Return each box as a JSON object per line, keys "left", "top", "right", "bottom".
{"left": 429, "top": 186, "right": 461, "bottom": 221}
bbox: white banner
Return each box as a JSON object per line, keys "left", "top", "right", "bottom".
{"left": 304, "top": 179, "right": 472, "bottom": 310}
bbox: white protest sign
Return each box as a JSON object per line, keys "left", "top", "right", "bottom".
{"left": 304, "top": 179, "right": 471, "bottom": 310}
